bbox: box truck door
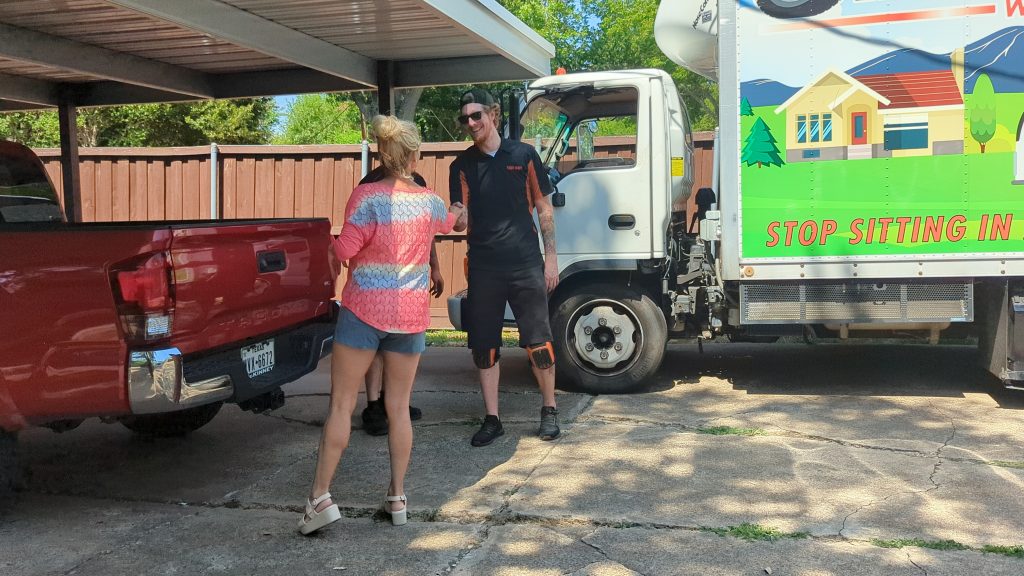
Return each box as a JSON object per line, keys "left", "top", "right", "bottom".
{"left": 521, "top": 84, "right": 653, "bottom": 265}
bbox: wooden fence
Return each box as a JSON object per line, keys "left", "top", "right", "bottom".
{"left": 34, "top": 133, "right": 714, "bottom": 328}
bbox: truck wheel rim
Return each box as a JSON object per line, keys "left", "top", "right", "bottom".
{"left": 567, "top": 299, "right": 641, "bottom": 374}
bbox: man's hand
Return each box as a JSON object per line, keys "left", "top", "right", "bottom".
{"left": 450, "top": 202, "right": 468, "bottom": 232}
{"left": 544, "top": 257, "right": 559, "bottom": 293}
{"left": 430, "top": 265, "right": 445, "bottom": 298}
{"left": 429, "top": 242, "right": 443, "bottom": 298}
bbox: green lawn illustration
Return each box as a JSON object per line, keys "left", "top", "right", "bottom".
{"left": 738, "top": 97, "right": 1024, "bottom": 259}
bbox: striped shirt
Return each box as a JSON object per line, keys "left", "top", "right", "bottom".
{"left": 333, "top": 181, "right": 455, "bottom": 333}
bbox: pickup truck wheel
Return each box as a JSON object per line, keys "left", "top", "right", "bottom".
{"left": 0, "top": 430, "right": 16, "bottom": 511}
{"left": 120, "top": 402, "right": 223, "bottom": 437}
{"left": 756, "top": 0, "right": 839, "bottom": 19}
{"left": 551, "top": 284, "right": 667, "bottom": 394}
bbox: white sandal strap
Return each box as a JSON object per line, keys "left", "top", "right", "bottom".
{"left": 385, "top": 494, "right": 406, "bottom": 503}
{"left": 310, "top": 492, "right": 333, "bottom": 507}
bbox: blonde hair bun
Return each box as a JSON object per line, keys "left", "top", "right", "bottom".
{"left": 371, "top": 115, "right": 421, "bottom": 179}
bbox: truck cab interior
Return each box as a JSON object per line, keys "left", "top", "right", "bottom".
{"left": 520, "top": 86, "right": 639, "bottom": 180}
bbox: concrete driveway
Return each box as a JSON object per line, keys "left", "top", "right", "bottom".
{"left": 2, "top": 341, "right": 1024, "bottom": 575}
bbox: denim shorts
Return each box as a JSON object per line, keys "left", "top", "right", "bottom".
{"left": 334, "top": 307, "right": 426, "bottom": 354}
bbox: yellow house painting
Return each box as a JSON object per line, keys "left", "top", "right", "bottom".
{"left": 774, "top": 50, "right": 966, "bottom": 163}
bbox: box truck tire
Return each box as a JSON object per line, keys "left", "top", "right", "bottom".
{"left": 756, "top": 0, "right": 839, "bottom": 19}
{"left": 551, "top": 284, "right": 667, "bottom": 394}
{"left": 120, "top": 402, "right": 223, "bottom": 437}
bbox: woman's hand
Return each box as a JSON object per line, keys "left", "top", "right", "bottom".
{"left": 450, "top": 202, "right": 468, "bottom": 232}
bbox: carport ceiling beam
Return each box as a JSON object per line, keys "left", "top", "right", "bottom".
{"left": 104, "top": 0, "right": 377, "bottom": 88}
{"left": 0, "top": 72, "right": 58, "bottom": 107}
{"left": 0, "top": 23, "right": 214, "bottom": 98}
{"left": 396, "top": 56, "right": 538, "bottom": 87}
{"left": 420, "top": 0, "right": 554, "bottom": 78}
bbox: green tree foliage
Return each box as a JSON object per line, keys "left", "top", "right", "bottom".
{"left": 741, "top": 97, "right": 754, "bottom": 116}
{"left": 742, "top": 117, "right": 784, "bottom": 168}
{"left": 0, "top": 99, "right": 276, "bottom": 147}
{"left": 300, "top": 0, "right": 720, "bottom": 143}
{"left": 274, "top": 94, "right": 364, "bottom": 144}
{"left": 499, "top": 0, "right": 718, "bottom": 132}
{"left": 969, "top": 73, "right": 997, "bottom": 153}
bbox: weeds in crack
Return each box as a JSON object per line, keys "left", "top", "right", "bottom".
{"left": 872, "top": 538, "right": 970, "bottom": 551}
{"left": 980, "top": 545, "right": 1024, "bottom": 558}
{"left": 702, "top": 523, "right": 809, "bottom": 541}
{"left": 989, "top": 460, "right": 1024, "bottom": 469}
{"left": 871, "top": 538, "right": 1024, "bottom": 559}
{"left": 696, "top": 426, "right": 767, "bottom": 436}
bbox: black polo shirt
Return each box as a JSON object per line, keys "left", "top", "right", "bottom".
{"left": 449, "top": 139, "right": 553, "bottom": 271}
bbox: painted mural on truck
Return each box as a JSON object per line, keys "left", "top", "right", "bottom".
{"left": 737, "top": 0, "right": 1024, "bottom": 260}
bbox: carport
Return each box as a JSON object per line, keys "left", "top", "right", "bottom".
{"left": 0, "top": 0, "right": 554, "bottom": 219}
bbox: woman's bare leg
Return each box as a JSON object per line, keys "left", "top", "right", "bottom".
{"left": 381, "top": 350, "right": 421, "bottom": 511}
{"left": 309, "top": 343, "right": 378, "bottom": 507}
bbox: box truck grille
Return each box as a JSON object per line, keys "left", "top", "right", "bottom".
{"left": 740, "top": 282, "right": 973, "bottom": 324}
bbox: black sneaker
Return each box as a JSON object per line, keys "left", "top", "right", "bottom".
{"left": 539, "top": 406, "right": 560, "bottom": 441}
{"left": 471, "top": 415, "right": 504, "bottom": 447}
{"left": 361, "top": 400, "right": 389, "bottom": 436}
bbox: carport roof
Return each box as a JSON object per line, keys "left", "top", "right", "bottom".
{"left": 0, "top": 0, "right": 555, "bottom": 111}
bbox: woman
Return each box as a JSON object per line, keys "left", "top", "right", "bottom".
{"left": 299, "top": 115, "right": 466, "bottom": 535}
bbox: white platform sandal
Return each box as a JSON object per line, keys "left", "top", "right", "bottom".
{"left": 298, "top": 492, "right": 341, "bottom": 535}
{"left": 384, "top": 494, "right": 408, "bottom": 526}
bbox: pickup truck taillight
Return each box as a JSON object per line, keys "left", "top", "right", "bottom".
{"left": 110, "top": 252, "right": 174, "bottom": 343}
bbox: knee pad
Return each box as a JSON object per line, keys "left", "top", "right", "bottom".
{"left": 472, "top": 348, "right": 501, "bottom": 369}
{"left": 526, "top": 342, "right": 555, "bottom": 369}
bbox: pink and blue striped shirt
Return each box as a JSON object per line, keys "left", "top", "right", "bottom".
{"left": 333, "top": 181, "right": 455, "bottom": 334}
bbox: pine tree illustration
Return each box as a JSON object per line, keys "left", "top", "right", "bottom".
{"left": 742, "top": 117, "right": 784, "bottom": 168}
{"left": 740, "top": 97, "right": 754, "bottom": 116}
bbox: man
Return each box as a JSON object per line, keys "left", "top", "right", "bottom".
{"left": 356, "top": 166, "right": 443, "bottom": 435}
{"left": 449, "top": 88, "right": 560, "bottom": 447}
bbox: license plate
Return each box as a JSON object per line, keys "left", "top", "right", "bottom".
{"left": 241, "top": 339, "right": 275, "bottom": 379}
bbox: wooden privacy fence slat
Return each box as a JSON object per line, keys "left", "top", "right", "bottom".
{"left": 33, "top": 133, "right": 714, "bottom": 328}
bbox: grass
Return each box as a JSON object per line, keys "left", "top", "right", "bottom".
{"left": 871, "top": 538, "right": 1024, "bottom": 558}
{"left": 425, "top": 329, "right": 519, "bottom": 347}
{"left": 696, "top": 426, "right": 768, "bottom": 437}
{"left": 980, "top": 545, "right": 1024, "bottom": 559}
{"left": 988, "top": 460, "right": 1024, "bottom": 470}
{"left": 871, "top": 538, "right": 970, "bottom": 551}
{"left": 703, "top": 523, "right": 809, "bottom": 542}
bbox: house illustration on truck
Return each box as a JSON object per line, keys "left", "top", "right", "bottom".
{"left": 774, "top": 50, "right": 966, "bottom": 163}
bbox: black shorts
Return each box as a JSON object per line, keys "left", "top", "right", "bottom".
{"left": 465, "top": 264, "right": 553, "bottom": 350}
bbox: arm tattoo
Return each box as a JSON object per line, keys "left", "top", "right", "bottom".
{"left": 539, "top": 210, "right": 557, "bottom": 255}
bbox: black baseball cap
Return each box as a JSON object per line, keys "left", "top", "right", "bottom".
{"left": 459, "top": 88, "right": 496, "bottom": 109}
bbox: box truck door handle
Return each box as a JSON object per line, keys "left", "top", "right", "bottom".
{"left": 608, "top": 214, "right": 636, "bottom": 230}
{"left": 257, "top": 250, "right": 287, "bottom": 273}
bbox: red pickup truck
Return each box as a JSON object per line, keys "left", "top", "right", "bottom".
{"left": 0, "top": 140, "right": 337, "bottom": 504}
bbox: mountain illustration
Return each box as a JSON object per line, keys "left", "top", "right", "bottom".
{"left": 846, "top": 26, "right": 1024, "bottom": 94}
{"left": 739, "top": 79, "right": 799, "bottom": 107}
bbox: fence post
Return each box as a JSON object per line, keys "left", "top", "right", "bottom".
{"left": 361, "top": 139, "right": 369, "bottom": 178}
{"left": 209, "top": 142, "right": 219, "bottom": 219}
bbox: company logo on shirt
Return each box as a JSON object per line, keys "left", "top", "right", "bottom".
{"left": 506, "top": 165, "right": 524, "bottom": 172}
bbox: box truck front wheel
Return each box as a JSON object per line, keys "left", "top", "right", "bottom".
{"left": 551, "top": 284, "right": 667, "bottom": 394}
{"left": 756, "top": 0, "right": 839, "bottom": 19}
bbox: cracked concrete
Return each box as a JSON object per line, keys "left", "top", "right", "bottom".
{"left": 3, "top": 343, "right": 1024, "bottom": 575}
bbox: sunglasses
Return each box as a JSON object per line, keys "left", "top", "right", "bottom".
{"left": 457, "top": 111, "right": 485, "bottom": 125}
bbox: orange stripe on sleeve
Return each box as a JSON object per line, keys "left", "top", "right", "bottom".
{"left": 526, "top": 161, "right": 542, "bottom": 213}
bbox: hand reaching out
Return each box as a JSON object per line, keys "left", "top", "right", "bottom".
{"left": 450, "top": 202, "right": 468, "bottom": 232}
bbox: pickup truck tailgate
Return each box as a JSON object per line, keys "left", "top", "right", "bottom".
{"left": 169, "top": 219, "right": 334, "bottom": 355}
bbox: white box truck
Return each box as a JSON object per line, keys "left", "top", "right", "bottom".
{"left": 450, "top": 0, "right": 1024, "bottom": 394}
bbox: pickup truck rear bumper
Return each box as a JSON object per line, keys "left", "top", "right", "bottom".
{"left": 128, "top": 316, "right": 335, "bottom": 415}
